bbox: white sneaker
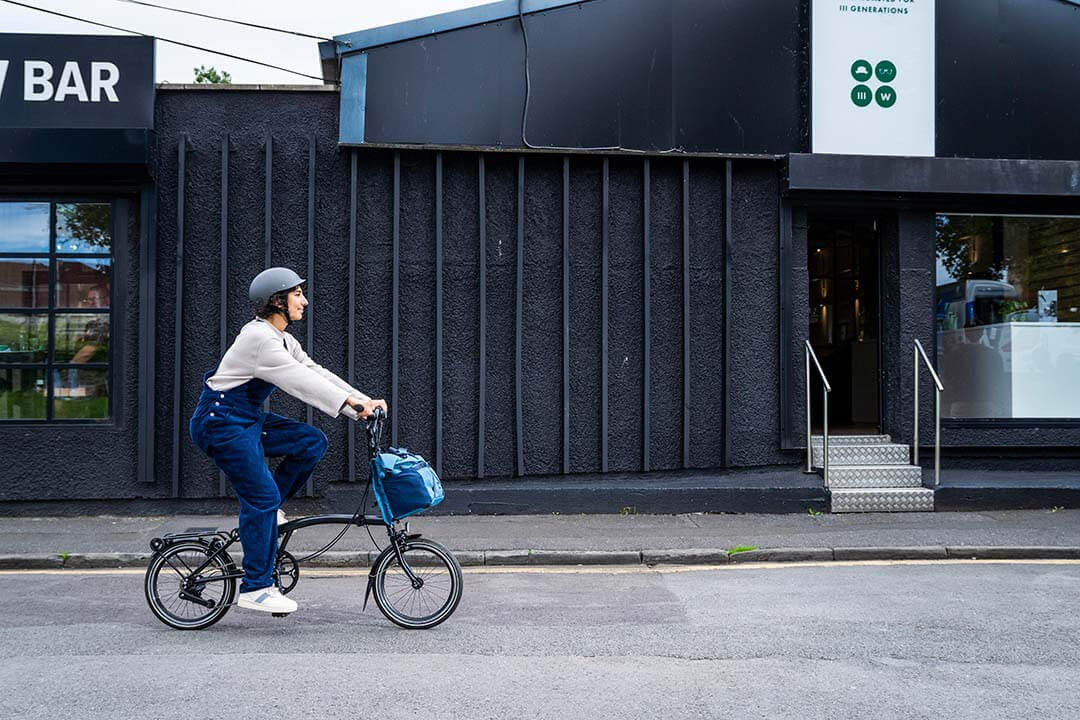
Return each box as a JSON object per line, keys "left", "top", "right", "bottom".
{"left": 277, "top": 509, "right": 287, "bottom": 525}
{"left": 237, "top": 586, "right": 298, "bottom": 614}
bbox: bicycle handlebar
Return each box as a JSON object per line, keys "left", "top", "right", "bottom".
{"left": 341, "top": 404, "right": 387, "bottom": 422}
{"left": 365, "top": 407, "right": 385, "bottom": 456}
{"left": 339, "top": 404, "right": 386, "bottom": 455}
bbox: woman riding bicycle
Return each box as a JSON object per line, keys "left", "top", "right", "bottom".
{"left": 189, "top": 267, "right": 387, "bottom": 616}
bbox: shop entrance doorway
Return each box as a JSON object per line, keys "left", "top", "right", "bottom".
{"left": 808, "top": 213, "right": 881, "bottom": 434}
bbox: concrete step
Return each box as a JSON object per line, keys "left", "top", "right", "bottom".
{"left": 811, "top": 434, "right": 892, "bottom": 446}
{"left": 826, "top": 464, "right": 923, "bottom": 488}
{"left": 812, "top": 443, "right": 910, "bottom": 467}
{"left": 830, "top": 487, "right": 935, "bottom": 513}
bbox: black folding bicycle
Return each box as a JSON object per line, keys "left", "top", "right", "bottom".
{"left": 143, "top": 408, "right": 463, "bottom": 630}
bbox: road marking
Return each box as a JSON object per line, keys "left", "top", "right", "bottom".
{"left": 3, "top": 558, "right": 1080, "bottom": 576}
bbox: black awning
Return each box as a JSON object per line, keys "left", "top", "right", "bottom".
{"left": 785, "top": 154, "right": 1080, "bottom": 197}
{"left": 0, "top": 128, "right": 150, "bottom": 167}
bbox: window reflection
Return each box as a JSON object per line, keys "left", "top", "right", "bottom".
{"left": 936, "top": 215, "right": 1080, "bottom": 418}
{"left": 0, "top": 203, "right": 50, "bottom": 253}
{"left": 0, "top": 367, "right": 46, "bottom": 419}
{"left": 0, "top": 200, "right": 113, "bottom": 421}
{"left": 54, "top": 314, "right": 110, "bottom": 364}
{"left": 0, "top": 313, "right": 48, "bottom": 363}
{"left": 53, "top": 368, "right": 108, "bottom": 419}
{"left": 57, "top": 259, "right": 110, "bottom": 308}
{"left": 56, "top": 203, "right": 112, "bottom": 254}
{"left": 0, "top": 258, "right": 49, "bottom": 308}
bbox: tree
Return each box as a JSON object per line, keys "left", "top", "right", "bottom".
{"left": 57, "top": 203, "right": 110, "bottom": 250}
{"left": 936, "top": 214, "right": 1006, "bottom": 282}
{"left": 194, "top": 65, "right": 232, "bottom": 84}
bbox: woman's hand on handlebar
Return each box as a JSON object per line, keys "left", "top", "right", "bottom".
{"left": 347, "top": 396, "right": 388, "bottom": 420}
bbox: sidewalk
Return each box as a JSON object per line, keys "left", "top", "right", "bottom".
{"left": 3, "top": 509, "right": 1080, "bottom": 568}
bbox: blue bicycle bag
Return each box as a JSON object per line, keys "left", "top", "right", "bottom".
{"left": 370, "top": 447, "right": 444, "bottom": 524}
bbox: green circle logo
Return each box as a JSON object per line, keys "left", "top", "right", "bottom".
{"left": 851, "top": 59, "right": 873, "bottom": 82}
{"left": 875, "top": 86, "right": 897, "bottom": 108}
{"left": 875, "top": 60, "right": 897, "bottom": 83}
{"left": 851, "top": 85, "right": 873, "bottom": 107}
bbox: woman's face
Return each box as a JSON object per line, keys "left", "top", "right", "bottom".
{"left": 287, "top": 286, "right": 308, "bottom": 321}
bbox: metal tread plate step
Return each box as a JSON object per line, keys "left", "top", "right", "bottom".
{"left": 811, "top": 434, "right": 891, "bottom": 446}
{"left": 826, "top": 464, "right": 923, "bottom": 488}
{"left": 812, "top": 443, "right": 910, "bottom": 467}
{"left": 830, "top": 487, "right": 935, "bottom": 513}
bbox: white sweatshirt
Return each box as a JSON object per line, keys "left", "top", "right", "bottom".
{"left": 206, "top": 317, "right": 370, "bottom": 418}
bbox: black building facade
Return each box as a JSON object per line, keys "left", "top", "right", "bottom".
{"left": 3, "top": 0, "right": 1080, "bottom": 514}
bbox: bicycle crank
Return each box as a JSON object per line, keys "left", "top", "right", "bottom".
{"left": 178, "top": 589, "right": 215, "bottom": 608}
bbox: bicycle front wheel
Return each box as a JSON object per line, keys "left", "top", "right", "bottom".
{"left": 372, "top": 538, "right": 463, "bottom": 629}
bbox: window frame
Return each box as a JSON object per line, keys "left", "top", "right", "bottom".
{"left": 0, "top": 197, "right": 116, "bottom": 424}
{"left": 935, "top": 210, "right": 1080, "bottom": 427}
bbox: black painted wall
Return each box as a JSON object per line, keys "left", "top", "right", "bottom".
{"left": 143, "top": 88, "right": 759, "bottom": 503}
{"left": 936, "top": 0, "right": 1080, "bottom": 162}
{"left": 360, "top": 0, "right": 807, "bottom": 154}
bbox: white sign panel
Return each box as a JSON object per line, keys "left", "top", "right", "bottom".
{"left": 812, "top": 0, "right": 935, "bottom": 156}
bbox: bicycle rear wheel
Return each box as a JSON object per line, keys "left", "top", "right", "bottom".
{"left": 372, "top": 538, "right": 463, "bottom": 629}
{"left": 144, "top": 541, "right": 237, "bottom": 630}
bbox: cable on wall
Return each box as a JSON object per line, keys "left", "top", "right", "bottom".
{"left": 517, "top": 0, "right": 684, "bottom": 154}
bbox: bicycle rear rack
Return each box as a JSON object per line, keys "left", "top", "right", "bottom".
{"left": 150, "top": 528, "right": 237, "bottom": 553}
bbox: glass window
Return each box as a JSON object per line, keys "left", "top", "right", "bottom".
{"left": 0, "top": 258, "right": 49, "bottom": 308}
{"left": 0, "top": 200, "right": 112, "bottom": 422}
{"left": 57, "top": 259, "right": 111, "bottom": 308}
{"left": 0, "top": 313, "right": 48, "bottom": 362}
{"left": 56, "top": 203, "right": 112, "bottom": 254}
{"left": 0, "top": 203, "right": 50, "bottom": 253}
{"left": 54, "top": 314, "right": 110, "bottom": 363}
{"left": 52, "top": 368, "right": 109, "bottom": 419}
{"left": 936, "top": 215, "right": 1080, "bottom": 419}
{"left": 0, "top": 367, "right": 46, "bottom": 420}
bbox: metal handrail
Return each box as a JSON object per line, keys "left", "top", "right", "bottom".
{"left": 913, "top": 339, "right": 944, "bottom": 487}
{"left": 805, "top": 340, "right": 832, "bottom": 487}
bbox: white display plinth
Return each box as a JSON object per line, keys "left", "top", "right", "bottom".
{"left": 938, "top": 322, "right": 1080, "bottom": 418}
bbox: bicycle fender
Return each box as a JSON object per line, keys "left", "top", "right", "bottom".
{"left": 363, "top": 572, "right": 375, "bottom": 612}
{"left": 363, "top": 548, "right": 388, "bottom": 612}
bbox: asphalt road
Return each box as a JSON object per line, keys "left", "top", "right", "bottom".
{"left": 2, "top": 561, "right": 1079, "bottom": 719}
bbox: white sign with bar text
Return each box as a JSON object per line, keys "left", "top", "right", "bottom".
{"left": 812, "top": 0, "right": 935, "bottom": 156}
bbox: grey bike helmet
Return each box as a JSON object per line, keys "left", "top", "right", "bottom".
{"left": 249, "top": 267, "right": 305, "bottom": 307}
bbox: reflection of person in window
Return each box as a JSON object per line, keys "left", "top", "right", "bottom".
{"left": 78, "top": 284, "right": 107, "bottom": 309}
{"left": 69, "top": 318, "right": 106, "bottom": 363}
{"left": 64, "top": 281, "right": 107, "bottom": 396}
{"left": 67, "top": 315, "right": 108, "bottom": 394}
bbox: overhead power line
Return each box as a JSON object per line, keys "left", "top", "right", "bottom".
{"left": 112, "top": 0, "right": 348, "bottom": 46}
{"left": 0, "top": 0, "right": 334, "bottom": 83}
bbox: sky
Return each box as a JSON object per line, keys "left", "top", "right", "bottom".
{"left": 0, "top": 0, "right": 493, "bottom": 84}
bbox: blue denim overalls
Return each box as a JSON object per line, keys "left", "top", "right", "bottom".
{"left": 189, "top": 369, "right": 328, "bottom": 593}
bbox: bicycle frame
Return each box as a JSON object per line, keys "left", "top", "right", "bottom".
{"left": 149, "top": 408, "right": 430, "bottom": 609}
{"left": 151, "top": 510, "right": 425, "bottom": 608}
